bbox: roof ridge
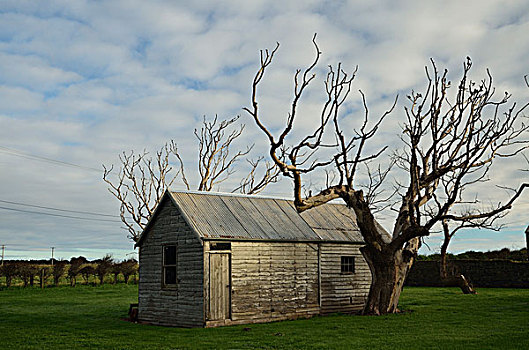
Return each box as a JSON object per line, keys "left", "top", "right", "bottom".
{"left": 168, "top": 189, "right": 347, "bottom": 206}
{"left": 168, "top": 189, "right": 294, "bottom": 201}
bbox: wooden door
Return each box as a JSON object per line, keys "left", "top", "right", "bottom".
{"left": 209, "top": 253, "right": 231, "bottom": 320}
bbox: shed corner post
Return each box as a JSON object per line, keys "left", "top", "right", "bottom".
{"left": 318, "top": 243, "right": 322, "bottom": 308}
{"left": 203, "top": 240, "right": 209, "bottom": 324}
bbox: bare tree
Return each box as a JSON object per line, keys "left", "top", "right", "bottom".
{"left": 103, "top": 141, "right": 184, "bottom": 242}
{"left": 196, "top": 115, "right": 251, "bottom": 191}
{"left": 439, "top": 221, "right": 478, "bottom": 293}
{"left": 438, "top": 148, "right": 529, "bottom": 293}
{"left": 435, "top": 202, "right": 506, "bottom": 293}
{"left": 104, "top": 116, "right": 279, "bottom": 241}
{"left": 246, "top": 35, "right": 529, "bottom": 315}
{"left": 232, "top": 157, "right": 280, "bottom": 195}
{"left": 195, "top": 115, "right": 280, "bottom": 194}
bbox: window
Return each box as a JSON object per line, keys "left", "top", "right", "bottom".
{"left": 341, "top": 256, "right": 355, "bottom": 274}
{"left": 163, "top": 245, "right": 177, "bottom": 286}
{"left": 210, "top": 242, "right": 231, "bottom": 251}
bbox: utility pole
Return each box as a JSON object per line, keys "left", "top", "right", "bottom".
{"left": 1, "top": 244, "right": 4, "bottom": 266}
{"left": 51, "top": 246, "right": 55, "bottom": 267}
{"left": 525, "top": 226, "right": 529, "bottom": 261}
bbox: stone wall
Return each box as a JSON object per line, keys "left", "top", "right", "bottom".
{"left": 406, "top": 260, "right": 529, "bottom": 288}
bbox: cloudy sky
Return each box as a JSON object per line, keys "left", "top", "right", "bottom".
{"left": 1, "top": 0, "right": 528, "bottom": 261}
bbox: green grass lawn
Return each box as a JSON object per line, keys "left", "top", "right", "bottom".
{"left": 0, "top": 285, "right": 528, "bottom": 349}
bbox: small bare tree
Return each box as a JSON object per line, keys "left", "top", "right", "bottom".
{"left": 104, "top": 116, "right": 279, "bottom": 241}
{"left": 196, "top": 115, "right": 250, "bottom": 191}
{"left": 232, "top": 157, "right": 280, "bottom": 195}
{"left": 103, "top": 141, "right": 184, "bottom": 242}
{"left": 246, "top": 36, "right": 529, "bottom": 314}
{"left": 438, "top": 147, "right": 529, "bottom": 293}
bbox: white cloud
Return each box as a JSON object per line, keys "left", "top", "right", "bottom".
{"left": 1, "top": 0, "right": 528, "bottom": 259}
{"left": 0, "top": 85, "right": 44, "bottom": 112}
{"left": 0, "top": 52, "right": 82, "bottom": 92}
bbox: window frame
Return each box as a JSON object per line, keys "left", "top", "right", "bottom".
{"left": 340, "top": 256, "right": 355, "bottom": 274}
{"left": 162, "top": 244, "right": 177, "bottom": 288}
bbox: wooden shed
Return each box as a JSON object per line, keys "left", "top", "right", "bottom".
{"left": 135, "top": 190, "right": 376, "bottom": 327}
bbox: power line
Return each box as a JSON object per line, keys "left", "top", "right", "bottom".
{"left": 0, "top": 146, "right": 295, "bottom": 195}
{"left": 0, "top": 199, "right": 120, "bottom": 218}
{"left": 0, "top": 205, "right": 120, "bottom": 223}
{"left": 0, "top": 145, "right": 102, "bottom": 173}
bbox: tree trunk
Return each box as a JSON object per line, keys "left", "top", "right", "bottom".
{"left": 361, "top": 237, "right": 420, "bottom": 315}
{"left": 440, "top": 238, "right": 450, "bottom": 280}
{"left": 456, "top": 275, "right": 477, "bottom": 294}
{"left": 338, "top": 190, "right": 422, "bottom": 315}
{"left": 439, "top": 236, "right": 476, "bottom": 294}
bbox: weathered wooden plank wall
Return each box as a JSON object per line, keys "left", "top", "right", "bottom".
{"left": 320, "top": 244, "right": 371, "bottom": 314}
{"left": 205, "top": 241, "right": 370, "bottom": 326}
{"left": 138, "top": 198, "right": 204, "bottom": 327}
{"left": 218, "top": 241, "right": 319, "bottom": 325}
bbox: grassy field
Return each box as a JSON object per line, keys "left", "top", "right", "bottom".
{"left": 0, "top": 285, "right": 528, "bottom": 349}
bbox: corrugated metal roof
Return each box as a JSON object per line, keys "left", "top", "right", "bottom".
{"left": 169, "top": 191, "right": 366, "bottom": 243}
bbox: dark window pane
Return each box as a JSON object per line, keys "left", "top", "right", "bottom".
{"left": 210, "top": 242, "right": 231, "bottom": 251}
{"left": 164, "top": 245, "right": 176, "bottom": 265}
{"left": 341, "top": 256, "right": 355, "bottom": 273}
{"left": 164, "top": 267, "right": 177, "bottom": 285}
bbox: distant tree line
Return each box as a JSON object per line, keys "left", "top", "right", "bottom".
{"left": 418, "top": 248, "right": 528, "bottom": 262}
{"left": 0, "top": 255, "right": 138, "bottom": 288}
